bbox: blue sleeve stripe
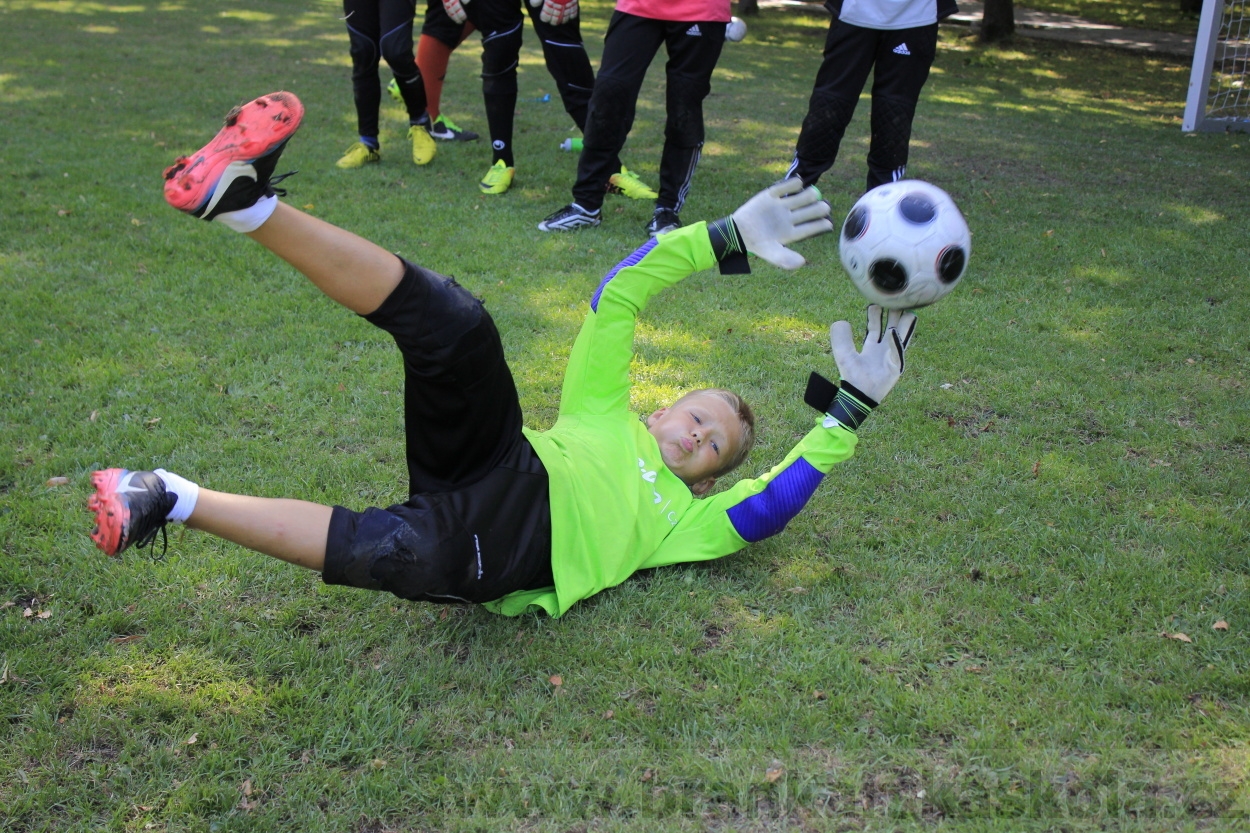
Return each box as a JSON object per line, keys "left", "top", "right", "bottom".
{"left": 725, "top": 458, "right": 824, "bottom": 543}
{"left": 590, "top": 238, "right": 658, "bottom": 312}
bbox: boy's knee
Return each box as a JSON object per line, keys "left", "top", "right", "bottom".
{"left": 325, "top": 507, "right": 467, "bottom": 601}
{"left": 347, "top": 28, "right": 379, "bottom": 66}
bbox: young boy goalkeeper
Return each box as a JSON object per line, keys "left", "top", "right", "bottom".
{"left": 88, "top": 92, "right": 917, "bottom": 617}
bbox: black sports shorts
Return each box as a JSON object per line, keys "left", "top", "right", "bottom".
{"left": 323, "top": 259, "right": 553, "bottom": 603}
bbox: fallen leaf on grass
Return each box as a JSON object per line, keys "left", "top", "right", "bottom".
{"left": 239, "top": 779, "right": 259, "bottom": 810}
{"left": 46, "top": 476, "right": 69, "bottom": 487}
{"left": 603, "top": 710, "right": 615, "bottom": 720}
{"left": 185, "top": 733, "right": 198, "bottom": 745}
{"left": 1213, "top": 620, "right": 1229, "bottom": 631}
{"left": 1160, "top": 632, "right": 1193, "bottom": 643}
{"left": 640, "top": 768, "right": 654, "bottom": 783}
{"left": 109, "top": 634, "right": 143, "bottom": 644}
{"left": 765, "top": 763, "right": 785, "bottom": 783}
{"left": 549, "top": 674, "right": 563, "bottom": 687}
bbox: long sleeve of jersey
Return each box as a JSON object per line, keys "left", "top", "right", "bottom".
{"left": 558, "top": 230, "right": 717, "bottom": 417}
{"left": 639, "top": 416, "right": 857, "bottom": 570}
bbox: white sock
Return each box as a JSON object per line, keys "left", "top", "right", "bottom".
{"left": 154, "top": 468, "right": 200, "bottom": 524}
{"left": 215, "top": 194, "right": 278, "bottom": 233}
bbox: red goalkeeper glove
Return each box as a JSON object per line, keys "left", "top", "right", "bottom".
{"left": 443, "top": 0, "right": 470, "bottom": 24}
{"left": 529, "top": 0, "right": 578, "bottom": 25}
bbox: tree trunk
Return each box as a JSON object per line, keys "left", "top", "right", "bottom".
{"left": 980, "top": 0, "right": 1015, "bottom": 42}
{"left": 1179, "top": 0, "right": 1203, "bottom": 14}
{"left": 739, "top": 0, "right": 759, "bottom": 16}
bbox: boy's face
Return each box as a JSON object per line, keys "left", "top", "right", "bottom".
{"left": 646, "top": 393, "right": 742, "bottom": 496}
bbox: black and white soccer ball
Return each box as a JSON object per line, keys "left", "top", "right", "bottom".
{"left": 838, "top": 180, "right": 971, "bottom": 310}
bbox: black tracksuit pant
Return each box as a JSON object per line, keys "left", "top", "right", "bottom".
{"left": 572, "top": 12, "right": 726, "bottom": 213}
{"left": 344, "top": 0, "right": 428, "bottom": 138}
{"left": 788, "top": 18, "right": 938, "bottom": 191}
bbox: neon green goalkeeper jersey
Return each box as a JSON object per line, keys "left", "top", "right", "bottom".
{"left": 482, "top": 223, "right": 860, "bottom": 617}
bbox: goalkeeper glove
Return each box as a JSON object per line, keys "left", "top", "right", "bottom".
{"left": 443, "top": 0, "right": 470, "bottom": 24}
{"left": 708, "top": 179, "right": 832, "bottom": 271}
{"left": 530, "top": 0, "right": 578, "bottom": 25}
{"left": 829, "top": 304, "right": 917, "bottom": 420}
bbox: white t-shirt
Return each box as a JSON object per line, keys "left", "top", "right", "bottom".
{"left": 838, "top": 0, "right": 937, "bottom": 29}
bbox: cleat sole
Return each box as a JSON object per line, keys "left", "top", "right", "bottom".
{"left": 163, "top": 92, "right": 304, "bottom": 213}
{"left": 87, "top": 468, "right": 128, "bottom": 556}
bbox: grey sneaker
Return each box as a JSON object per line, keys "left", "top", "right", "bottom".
{"left": 538, "top": 203, "right": 601, "bottom": 232}
{"left": 645, "top": 207, "right": 681, "bottom": 237}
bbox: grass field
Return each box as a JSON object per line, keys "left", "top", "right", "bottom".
{"left": 1004, "top": 0, "right": 1202, "bottom": 35}
{"left": 2, "top": 0, "right": 1248, "bottom": 830}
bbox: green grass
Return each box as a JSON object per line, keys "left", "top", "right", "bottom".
{"left": 1017, "top": 0, "right": 1202, "bottom": 35}
{"left": 2, "top": 0, "right": 1248, "bottom": 830}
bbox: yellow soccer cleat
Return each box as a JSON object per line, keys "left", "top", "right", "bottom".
{"left": 607, "top": 165, "right": 658, "bottom": 200}
{"left": 409, "top": 125, "right": 437, "bottom": 166}
{"left": 336, "top": 141, "right": 380, "bottom": 169}
{"left": 479, "top": 159, "right": 515, "bottom": 194}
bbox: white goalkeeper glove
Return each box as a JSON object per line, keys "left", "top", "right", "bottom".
{"left": 721, "top": 179, "right": 833, "bottom": 270}
{"left": 443, "top": 0, "right": 470, "bottom": 24}
{"left": 830, "top": 304, "right": 916, "bottom": 413}
{"left": 530, "top": 0, "right": 578, "bottom": 25}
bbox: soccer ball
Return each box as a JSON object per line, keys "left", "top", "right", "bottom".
{"left": 838, "top": 180, "right": 971, "bottom": 310}
{"left": 726, "top": 16, "right": 747, "bottom": 42}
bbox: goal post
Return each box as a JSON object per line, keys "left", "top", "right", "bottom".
{"left": 1183, "top": 0, "right": 1250, "bottom": 132}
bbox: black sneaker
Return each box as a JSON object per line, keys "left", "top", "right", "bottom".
{"left": 163, "top": 91, "right": 304, "bottom": 221}
{"left": 645, "top": 207, "right": 682, "bottom": 237}
{"left": 429, "top": 114, "right": 479, "bottom": 141}
{"left": 87, "top": 469, "right": 177, "bottom": 557}
{"left": 538, "top": 203, "right": 601, "bottom": 232}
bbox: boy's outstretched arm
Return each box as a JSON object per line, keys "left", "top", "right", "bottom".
{"left": 559, "top": 183, "right": 833, "bottom": 417}
{"left": 641, "top": 305, "right": 918, "bottom": 568}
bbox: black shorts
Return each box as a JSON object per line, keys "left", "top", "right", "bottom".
{"left": 323, "top": 259, "right": 553, "bottom": 603}
{"left": 421, "top": 0, "right": 468, "bottom": 48}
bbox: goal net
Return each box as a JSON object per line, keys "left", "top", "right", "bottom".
{"left": 1184, "top": 0, "right": 1250, "bottom": 131}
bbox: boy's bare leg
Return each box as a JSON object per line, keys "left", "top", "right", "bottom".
{"left": 246, "top": 201, "right": 403, "bottom": 316}
{"left": 186, "top": 490, "right": 330, "bottom": 572}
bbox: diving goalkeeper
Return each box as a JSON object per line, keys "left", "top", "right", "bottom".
{"left": 86, "top": 91, "right": 917, "bottom": 617}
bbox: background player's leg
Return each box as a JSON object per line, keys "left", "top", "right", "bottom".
{"left": 788, "top": 20, "right": 877, "bottom": 187}
{"left": 654, "top": 19, "right": 726, "bottom": 215}
{"left": 341, "top": 0, "right": 385, "bottom": 167}
{"left": 525, "top": 6, "right": 594, "bottom": 130}
{"left": 571, "top": 13, "right": 662, "bottom": 212}
{"left": 246, "top": 201, "right": 403, "bottom": 315}
{"left": 864, "top": 22, "right": 938, "bottom": 190}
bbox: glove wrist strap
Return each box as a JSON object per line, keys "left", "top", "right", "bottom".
{"left": 804, "top": 372, "right": 877, "bottom": 432}
{"left": 707, "top": 217, "right": 751, "bottom": 275}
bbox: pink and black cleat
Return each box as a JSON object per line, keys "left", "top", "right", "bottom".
{"left": 163, "top": 91, "right": 304, "bottom": 221}
{"left": 87, "top": 469, "right": 177, "bottom": 557}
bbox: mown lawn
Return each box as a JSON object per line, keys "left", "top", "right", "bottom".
{"left": 1, "top": 0, "right": 1246, "bottom": 830}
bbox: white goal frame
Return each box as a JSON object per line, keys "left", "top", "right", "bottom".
{"left": 1184, "top": 0, "right": 1250, "bottom": 132}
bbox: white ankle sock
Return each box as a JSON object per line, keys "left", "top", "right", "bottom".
{"left": 215, "top": 194, "right": 278, "bottom": 233}
{"left": 154, "top": 469, "right": 199, "bottom": 524}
